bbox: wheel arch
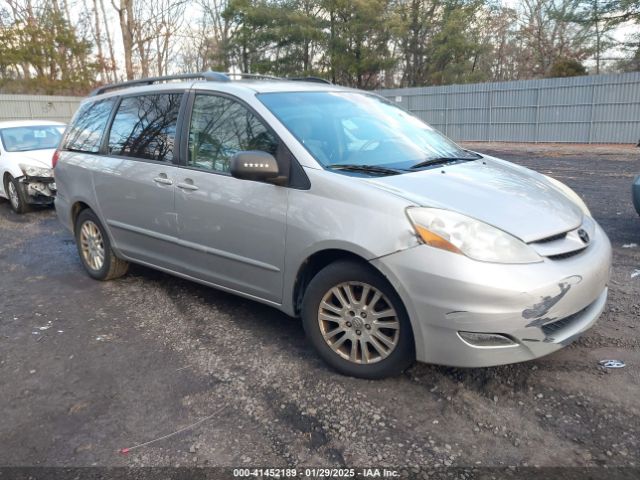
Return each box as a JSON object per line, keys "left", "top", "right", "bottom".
{"left": 291, "top": 248, "right": 398, "bottom": 318}
{"left": 2, "top": 170, "right": 19, "bottom": 192}
{"left": 2, "top": 171, "right": 10, "bottom": 195}
{"left": 71, "top": 200, "right": 93, "bottom": 233}
{"left": 3, "top": 163, "right": 24, "bottom": 182}
{"left": 68, "top": 199, "right": 127, "bottom": 260}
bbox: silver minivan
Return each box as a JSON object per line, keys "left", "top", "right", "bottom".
{"left": 55, "top": 73, "right": 611, "bottom": 378}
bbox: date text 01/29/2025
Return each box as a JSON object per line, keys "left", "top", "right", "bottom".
{"left": 232, "top": 468, "right": 400, "bottom": 478}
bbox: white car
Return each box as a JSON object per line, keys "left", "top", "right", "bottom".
{"left": 0, "top": 120, "right": 65, "bottom": 213}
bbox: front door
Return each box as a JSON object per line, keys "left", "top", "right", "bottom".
{"left": 174, "top": 92, "right": 288, "bottom": 303}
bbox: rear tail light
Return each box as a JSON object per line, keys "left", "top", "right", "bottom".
{"left": 52, "top": 149, "right": 61, "bottom": 169}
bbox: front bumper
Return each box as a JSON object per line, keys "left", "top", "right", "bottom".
{"left": 16, "top": 175, "right": 56, "bottom": 205}
{"left": 373, "top": 221, "right": 612, "bottom": 367}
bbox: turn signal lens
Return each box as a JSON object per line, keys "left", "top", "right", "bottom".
{"left": 414, "top": 225, "right": 462, "bottom": 254}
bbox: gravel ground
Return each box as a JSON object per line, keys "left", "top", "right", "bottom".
{"left": 0, "top": 144, "right": 639, "bottom": 477}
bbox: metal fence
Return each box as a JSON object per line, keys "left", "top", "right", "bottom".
{"left": 0, "top": 94, "right": 82, "bottom": 124}
{"left": 2, "top": 72, "right": 639, "bottom": 143}
{"left": 379, "top": 71, "right": 640, "bottom": 144}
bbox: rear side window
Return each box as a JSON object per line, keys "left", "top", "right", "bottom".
{"left": 63, "top": 98, "right": 116, "bottom": 153}
{"left": 108, "top": 93, "right": 182, "bottom": 162}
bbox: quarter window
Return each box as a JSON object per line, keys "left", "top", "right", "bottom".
{"left": 108, "top": 93, "right": 182, "bottom": 162}
{"left": 63, "top": 98, "right": 116, "bottom": 153}
{"left": 188, "top": 94, "right": 278, "bottom": 173}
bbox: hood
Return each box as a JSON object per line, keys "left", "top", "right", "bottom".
{"left": 365, "top": 157, "right": 583, "bottom": 243}
{"left": 5, "top": 149, "right": 55, "bottom": 169}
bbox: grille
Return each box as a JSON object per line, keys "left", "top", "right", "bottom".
{"left": 547, "top": 248, "right": 586, "bottom": 261}
{"left": 533, "top": 232, "right": 568, "bottom": 244}
{"left": 541, "top": 307, "right": 588, "bottom": 336}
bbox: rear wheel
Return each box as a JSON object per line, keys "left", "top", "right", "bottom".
{"left": 75, "top": 209, "right": 129, "bottom": 280}
{"left": 5, "top": 175, "right": 30, "bottom": 214}
{"left": 301, "top": 260, "right": 415, "bottom": 379}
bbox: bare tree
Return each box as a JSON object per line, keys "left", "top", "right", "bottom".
{"left": 148, "top": 0, "right": 187, "bottom": 76}
{"left": 112, "top": 0, "right": 135, "bottom": 79}
{"left": 100, "top": 0, "right": 118, "bottom": 81}
{"left": 111, "top": 0, "right": 187, "bottom": 79}
{"left": 518, "top": 0, "right": 592, "bottom": 77}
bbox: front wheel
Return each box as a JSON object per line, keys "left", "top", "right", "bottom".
{"left": 5, "top": 175, "right": 31, "bottom": 214}
{"left": 75, "top": 209, "right": 129, "bottom": 280}
{"left": 301, "top": 260, "right": 415, "bottom": 379}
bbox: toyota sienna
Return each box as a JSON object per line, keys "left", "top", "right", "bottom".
{"left": 54, "top": 72, "right": 612, "bottom": 378}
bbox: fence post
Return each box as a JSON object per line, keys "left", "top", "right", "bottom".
{"left": 534, "top": 87, "right": 540, "bottom": 144}
{"left": 444, "top": 91, "right": 449, "bottom": 137}
{"left": 588, "top": 83, "right": 595, "bottom": 144}
{"left": 488, "top": 88, "right": 493, "bottom": 142}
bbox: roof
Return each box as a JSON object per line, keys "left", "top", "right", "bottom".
{"left": 0, "top": 120, "right": 66, "bottom": 128}
{"left": 87, "top": 72, "right": 352, "bottom": 101}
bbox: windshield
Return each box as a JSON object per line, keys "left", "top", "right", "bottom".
{"left": 258, "top": 91, "right": 475, "bottom": 170}
{"left": 0, "top": 125, "right": 64, "bottom": 152}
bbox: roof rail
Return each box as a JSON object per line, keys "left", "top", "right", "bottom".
{"left": 288, "top": 76, "right": 332, "bottom": 84}
{"left": 225, "top": 72, "right": 282, "bottom": 81}
{"left": 89, "top": 71, "right": 230, "bottom": 96}
{"left": 89, "top": 71, "right": 333, "bottom": 97}
{"left": 226, "top": 73, "right": 332, "bottom": 84}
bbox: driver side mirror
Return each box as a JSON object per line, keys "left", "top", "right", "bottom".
{"left": 230, "top": 151, "right": 283, "bottom": 183}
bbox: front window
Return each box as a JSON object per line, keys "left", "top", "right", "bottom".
{"left": 0, "top": 125, "right": 64, "bottom": 152}
{"left": 188, "top": 94, "right": 278, "bottom": 174}
{"left": 258, "top": 91, "right": 476, "bottom": 172}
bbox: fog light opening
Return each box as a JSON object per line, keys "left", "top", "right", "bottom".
{"left": 458, "top": 331, "right": 518, "bottom": 348}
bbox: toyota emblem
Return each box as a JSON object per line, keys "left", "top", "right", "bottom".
{"left": 578, "top": 229, "right": 590, "bottom": 244}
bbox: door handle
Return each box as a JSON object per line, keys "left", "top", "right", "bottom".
{"left": 177, "top": 182, "right": 199, "bottom": 191}
{"left": 153, "top": 176, "right": 173, "bottom": 185}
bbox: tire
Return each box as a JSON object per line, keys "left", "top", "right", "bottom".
{"left": 5, "top": 175, "right": 31, "bottom": 214}
{"left": 301, "top": 260, "right": 415, "bottom": 379}
{"left": 74, "top": 209, "right": 129, "bottom": 281}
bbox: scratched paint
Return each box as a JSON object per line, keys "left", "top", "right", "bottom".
{"left": 525, "top": 316, "right": 557, "bottom": 328}
{"left": 522, "top": 275, "right": 583, "bottom": 320}
{"left": 522, "top": 283, "right": 572, "bottom": 320}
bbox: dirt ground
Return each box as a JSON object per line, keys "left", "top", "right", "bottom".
{"left": 0, "top": 143, "right": 639, "bottom": 477}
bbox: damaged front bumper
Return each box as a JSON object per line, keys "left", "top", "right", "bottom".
{"left": 373, "top": 221, "right": 612, "bottom": 367}
{"left": 15, "top": 175, "right": 56, "bottom": 205}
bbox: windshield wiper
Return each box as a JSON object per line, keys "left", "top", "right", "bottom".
{"left": 326, "top": 164, "right": 405, "bottom": 176}
{"left": 411, "top": 153, "right": 481, "bottom": 170}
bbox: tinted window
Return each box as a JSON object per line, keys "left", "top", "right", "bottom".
{"left": 63, "top": 99, "right": 116, "bottom": 153}
{"left": 188, "top": 94, "right": 278, "bottom": 173}
{"left": 1, "top": 125, "right": 64, "bottom": 152}
{"left": 108, "top": 93, "right": 182, "bottom": 162}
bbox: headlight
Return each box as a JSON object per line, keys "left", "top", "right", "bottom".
{"left": 406, "top": 207, "right": 542, "bottom": 264}
{"left": 545, "top": 175, "right": 591, "bottom": 217}
{"left": 19, "top": 164, "right": 53, "bottom": 178}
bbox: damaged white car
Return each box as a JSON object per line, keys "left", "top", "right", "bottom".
{"left": 0, "top": 120, "right": 65, "bottom": 213}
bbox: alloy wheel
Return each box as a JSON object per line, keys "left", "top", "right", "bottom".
{"left": 317, "top": 281, "right": 400, "bottom": 364}
{"left": 79, "top": 220, "right": 105, "bottom": 271}
{"left": 7, "top": 180, "right": 19, "bottom": 210}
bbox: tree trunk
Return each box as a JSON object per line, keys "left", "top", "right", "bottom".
{"left": 101, "top": 0, "right": 117, "bottom": 81}
{"left": 90, "top": 0, "right": 107, "bottom": 81}
{"left": 114, "top": 0, "right": 135, "bottom": 80}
